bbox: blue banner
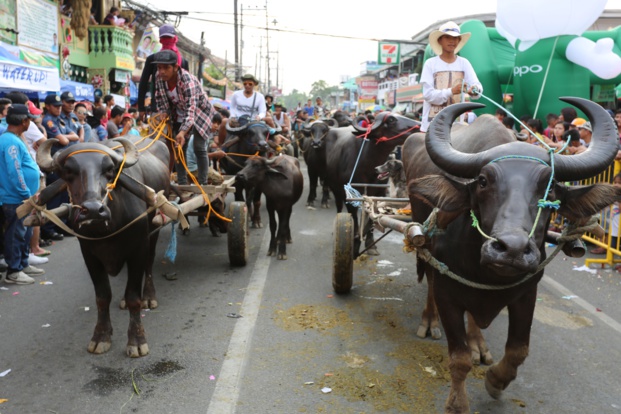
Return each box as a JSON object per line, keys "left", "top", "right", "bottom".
{"left": 60, "top": 80, "right": 94, "bottom": 102}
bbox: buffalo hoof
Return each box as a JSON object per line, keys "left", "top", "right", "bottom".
{"left": 251, "top": 221, "right": 263, "bottom": 229}
{"left": 88, "top": 340, "right": 111, "bottom": 354}
{"left": 484, "top": 369, "right": 503, "bottom": 400}
{"left": 119, "top": 298, "right": 127, "bottom": 310}
{"left": 126, "top": 343, "right": 149, "bottom": 358}
{"left": 365, "top": 246, "right": 380, "bottom": 256}
{"left": 307, "top": 204, "right": 317, "bottom": 211}
{"left": 277, "top": 253, "right": 287, "bottom": 260}
{"left": 142, "top": 298, "right": 158, "bottom": 310}
{"left": 267, "top": 249, "right": 275, "bottom": 257}
{"left": 416, "top": 324, "right": 443, "bottom": 340}
{"left": 321, "top": 202, "right": 329, "bottom": 209}
{"left": 430, "top": 326, "right": 442, "bottom": 339}
{"left": 286, "top": 238, "right": 293, "bottom": 244}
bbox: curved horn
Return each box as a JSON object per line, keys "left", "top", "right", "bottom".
{"left": 265, "top": 156, "right": 279, "bottom": 165}
{"left": 112, "top": 138, "right": 140, "bottom": 167}
{"left": 353, "top": 115, "right": 369, "bottom": 133}
{"left": 302, "top": 121, "right": 312, "bottom": 132}
{"left": 425, "top": 102, "right": 487, "bottom": 178}
{"left": 553, "top": 97, "right": 620, "bottom": 181}
{"left": 323, "top": 118, "right": 338, "bottom": 127}
{"left": 36, "top": 138, "right": 60, "bottom": 172}
{"left": 226, "top": 118, "right": 249, "bottom": 133}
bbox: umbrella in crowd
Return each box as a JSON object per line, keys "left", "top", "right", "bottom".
{"left": 367, "top": 104, "right": 386, "bottom": 112}
{"left": 209, "top": 97, "right": 230, "bottom": 110}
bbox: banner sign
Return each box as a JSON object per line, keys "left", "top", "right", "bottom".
{"left": 378, "top": 42, "right": 400, "bottom": 65}
{"left": 0, "top": 0, "right": 17, "bottom": 45}
{"left": 17, "top": 0, "right": 59, "bottom": 53}
{"left": 136, "top": 26, "right": 161, "bottom": 59}
{"left": 0, "top": 60, "right": 60, "bottom": 91}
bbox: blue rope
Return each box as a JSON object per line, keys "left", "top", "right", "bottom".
{"left": 345, "top": 136, "right": 369, "bottom": 207}
{"left": 165, "top": 222, "right": 178, "bottom": 263}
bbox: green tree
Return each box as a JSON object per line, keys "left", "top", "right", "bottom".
{"left": 281, "top": 89, "right": 308, "bottom": 111}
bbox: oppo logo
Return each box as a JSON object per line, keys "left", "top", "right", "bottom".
{"left": 514, "top": 65, "right": 543, "bottom": 77}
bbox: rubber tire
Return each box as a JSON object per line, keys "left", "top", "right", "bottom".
{"left": 332, "top": 212, "right": 354, "bottom": 294}
{"left": 227, "top": 201, "right": 248, "bottom": 266}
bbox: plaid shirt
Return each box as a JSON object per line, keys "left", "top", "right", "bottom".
{"left": 154, "top": 68, "right": 215, "bottom": 138}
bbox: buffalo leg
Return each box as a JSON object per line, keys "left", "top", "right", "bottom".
{"left": 141, "top": 228, "right": 159, "bottom": 309}
{"left": 417, "top": 263, "right": 442, "bottom": 339}
{"left": 277, "top": 206, "right": 292, "bottom": 260}
{"left": 321, "top": 181, "right": 330, "bottom": 209}
{"left": 485, "top": 288, "right": 536, "bottom": 399}
{"left": 267, "top": 202, "right": 277, "bottom": 256}
{"left": 83, "top": 253, "right": 113, "bottom": 355}
{"left": 306, "top": 169, "right": 318, "bottom": 208}
{"left": 124, "top": 254, "right": 149, "bottom": 358}
{"left": 466, "top": 312, "right": 493, "bottom": 365}
{"left": 435, "top": 293, "right": 472, "bottom": 414}
{"left": 251, "top": 189, "right": 262, "bottom": 228}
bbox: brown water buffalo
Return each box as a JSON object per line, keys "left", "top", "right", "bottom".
{"left": 235, "top": 155, "right": 303, "bottom": 259}
{"left": 403, "top": 98, "right": 621, "bottom": 413}
{"left": 325, "top": 112, "right": 420, "bottom": 256}
{"left": 37, "top": 136, "right": 170, "bottom": 358}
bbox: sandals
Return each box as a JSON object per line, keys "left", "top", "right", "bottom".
{"left": 33, "top": 249, "right": 51, "bottom": 257}
{"left": 590, "top": 247, "right": 607, "bottom": 255}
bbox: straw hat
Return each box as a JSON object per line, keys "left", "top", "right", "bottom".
{"left": 428, "top": 21, "right": 471, "bottom": 56}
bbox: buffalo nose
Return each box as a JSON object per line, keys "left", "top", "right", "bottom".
{"left": 490, "top": 232, "right": 533, "bottom": 257}
{"left": 81, "top": 200, "right": 110, "bottom": 220}
{"left": 235, "top": 173, "right": 246, "bottom": 183}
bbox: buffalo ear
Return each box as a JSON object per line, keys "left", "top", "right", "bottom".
{"left": 408, "top": 174, "right": 470, "bottom": 213}
{"left": 556, "top": 183, "right": 621, "bottom": 221}
{"left": 267, "top": 168, "right": 288, "bottom": 178}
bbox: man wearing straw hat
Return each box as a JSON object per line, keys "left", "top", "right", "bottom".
{"left": 420, "top": 21, "right": 483, "bottom": 133}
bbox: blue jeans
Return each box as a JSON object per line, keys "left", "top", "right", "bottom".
{"left": 2, "top": 204, "right": 32, "bottom": 273}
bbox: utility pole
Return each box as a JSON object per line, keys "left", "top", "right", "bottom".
{"left": 234, "top": 0, "right": 239, "bottom": 81}
{"left": 265, "top": 0, "right": 270, "bottom": 94}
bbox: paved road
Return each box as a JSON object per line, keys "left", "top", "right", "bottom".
{"left": 1, "top": 161, "right": 621, "bottom": 414}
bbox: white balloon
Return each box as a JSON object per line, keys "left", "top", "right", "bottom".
{"left": 495, "top": 0, "right": 608, "bottom": 51}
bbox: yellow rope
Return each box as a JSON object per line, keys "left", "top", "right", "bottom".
{"left": 65, "top": 149, "right": 127, "bottom": 200}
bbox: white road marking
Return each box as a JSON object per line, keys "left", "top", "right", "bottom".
{"left": 207, "top": 229, "right": 272, "bottom": 414}
{"left": 541, "top": 274, "right": 621, "bottom": 335}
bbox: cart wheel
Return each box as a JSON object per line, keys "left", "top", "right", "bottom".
{"left": 333, "top": 212, "right": 354, "bottom": 294}
{"left": 228, "top": 202, "right": 248, "bottom": 266}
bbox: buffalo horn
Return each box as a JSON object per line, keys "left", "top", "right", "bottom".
{"left": 225, "top": 118, "right": 248, "bottom": 133}
{"left": 553, "top": 97, "right": 619, "bottom": 181}
{"left": 323, "top": 118, "right": 338, "bottom": 127}
{"left": 113, "top": 138, "right": 140, "bottom": 167}
{"left": 352, "top": 115, "right": 369, "bottom": 133}
{"left": 36, "top": 138, "right": 60, "bottom": 172}
{"left": 425, "top": 102, "right": 487, "bottom": 178}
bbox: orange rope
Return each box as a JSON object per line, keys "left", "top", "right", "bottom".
{"left": 65, "top": 149, "right": 127, "bottom": 200}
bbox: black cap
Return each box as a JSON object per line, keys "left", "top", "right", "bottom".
{"left": 44, "top": 94, "right": 62, "bottom": 106}
{"left": 151, "top": 50, "right": 178, "bottom": 65}
{"left": 60, "top": 91, "right": 76, "bottom": 102}
{"left": 7, "top": 103, "right": 37, "bottom": 119}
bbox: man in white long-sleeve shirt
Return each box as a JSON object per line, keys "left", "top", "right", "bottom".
{"left": 230, "top": 74, "right": 271, "bottom": 125}
{"left": 420, "top": 21, "right": 483, "bottom": 133}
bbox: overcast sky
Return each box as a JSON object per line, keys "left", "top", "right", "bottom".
{"left": 135, "top": 0, "right": 621, "bottom": 95}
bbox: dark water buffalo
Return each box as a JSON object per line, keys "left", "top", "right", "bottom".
{"left": 325, "top": 112, "right": 420, "bottom": 255}
{"left": 236, "top": 155, "right": 303, "bottom": 259}
{"left": 37, "top": 136, "right": 170, "bottom": 358}
{"left": 220, "top": 120, "right": 275, "bottom": 228}
{"left": 403, "top": 98, "right": 621, "bottom": 413}
{"left": 331, "top": 110, "right": 353, "bottom": 127}
{"left": 301, "top": 118, "right": 338, "bottom": 209}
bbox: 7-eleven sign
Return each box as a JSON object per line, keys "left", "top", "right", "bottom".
{"left": 378, "top": 42, "right": 400, "bottom": 65}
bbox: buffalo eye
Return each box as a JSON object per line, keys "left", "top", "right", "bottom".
{"left": 478, "top": 175, "right": 487, "bottom": 188}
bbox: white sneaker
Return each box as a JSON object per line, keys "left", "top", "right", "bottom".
{"left": 28, "top": 254, "right": 49, "bottom": 265}
{"left": 22, "top": 265, "right": 45, "bottom": 276}
{"left": 4, "top": 271, "right": 35, "bottom": 284}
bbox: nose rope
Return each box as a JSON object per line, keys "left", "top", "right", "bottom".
{"left": 65, "top": 149, "right": 127, "bottom": 202}
{"left": 466, "top": 87, "right": 570, "bottom": 242}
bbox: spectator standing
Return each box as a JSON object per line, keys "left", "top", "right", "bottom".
{"left": 103, "top": 94, "right": 114, "bottom": 123}
{"left": 0, "top": 97, "right": 11, "bottom": 134}
{"left": 74, "top": 103, "right": 93, "bottom": 142}
{"left": 59, "top": 91, "right": 84, "bottom": 143}
{"left": 314, "top": 97, "right": 327, "bottom": 119}
{"left": 0, "top": 104, "right": 45, "bottom": 284}
{"left": 120, "top": 113, "right": 141, "bottom": 136}
{"left": 303, "top": 99, "right": 314, "bottom": 118}
{"left": 106, "top": 105, "right": 124, "bottom": 138}
{"left": 88, "top": 107, "right": 108, "bottom": 141}
{"left": 495, "top": 108, "right": 507, "bottom": 122}
{"left": 578, "top": 121, "right": 593, "bottom": 147}
{"left": 420, "top": 21, "right": 483, "bottom": 133}
{"left": 543, "top": 113, "right": 558, "bottom": 138}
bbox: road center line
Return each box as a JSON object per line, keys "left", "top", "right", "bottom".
{"left": 207, "top": 229, "right": 272, "bottom": 414}
{"left": 541, "top": 274, "right": 621, "bottom": 335}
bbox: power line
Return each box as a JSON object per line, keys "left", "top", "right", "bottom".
{"left": 180, "top": 14, "right": 385, "bottom": 42}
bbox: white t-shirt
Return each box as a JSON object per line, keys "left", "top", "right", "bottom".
{"left": 165, "top": 86, "right": 185, "bottom": 122}
{"left": 230, "top": 90, "right": 266, "bottom": 120}
{"left": 420, "top": 55, "right": 482, "bottom": 132}
{"left": 273, "top": 112, "right": 288, "bottom": 128}
{"left": 23, "top": 121, "right": 44, "bottom": 160}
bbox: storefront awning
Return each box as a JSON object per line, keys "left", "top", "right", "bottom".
{"left": 60, "top": 80, "right": 94, "bottom": 102}
{"left": 0, "top": 44, "right": 60, "bottom": 92}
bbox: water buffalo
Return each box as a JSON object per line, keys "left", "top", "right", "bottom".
{"left": 37, "top": 136, "right": 170, "bottom": 358}
{"left": 325, "top": 112, "right": 420, "bottom": 256}
{"left": 220, "top": 120, "right": 276, "bottom": 228}
{"left": 330, "top": 110, "right": 353, "bottom": 127}
{"left": 301, "top": 118, "right": 338, "bottom": 209}
{"left": 235, "top": 155, "right": 303, "bottom": 259}
{"left": 403, "top": 98, "right": 621, "bottom": 413}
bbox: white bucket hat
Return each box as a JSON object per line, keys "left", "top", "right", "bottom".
{"left": 428, "top": 21, "right": 471, "bottom": 56}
